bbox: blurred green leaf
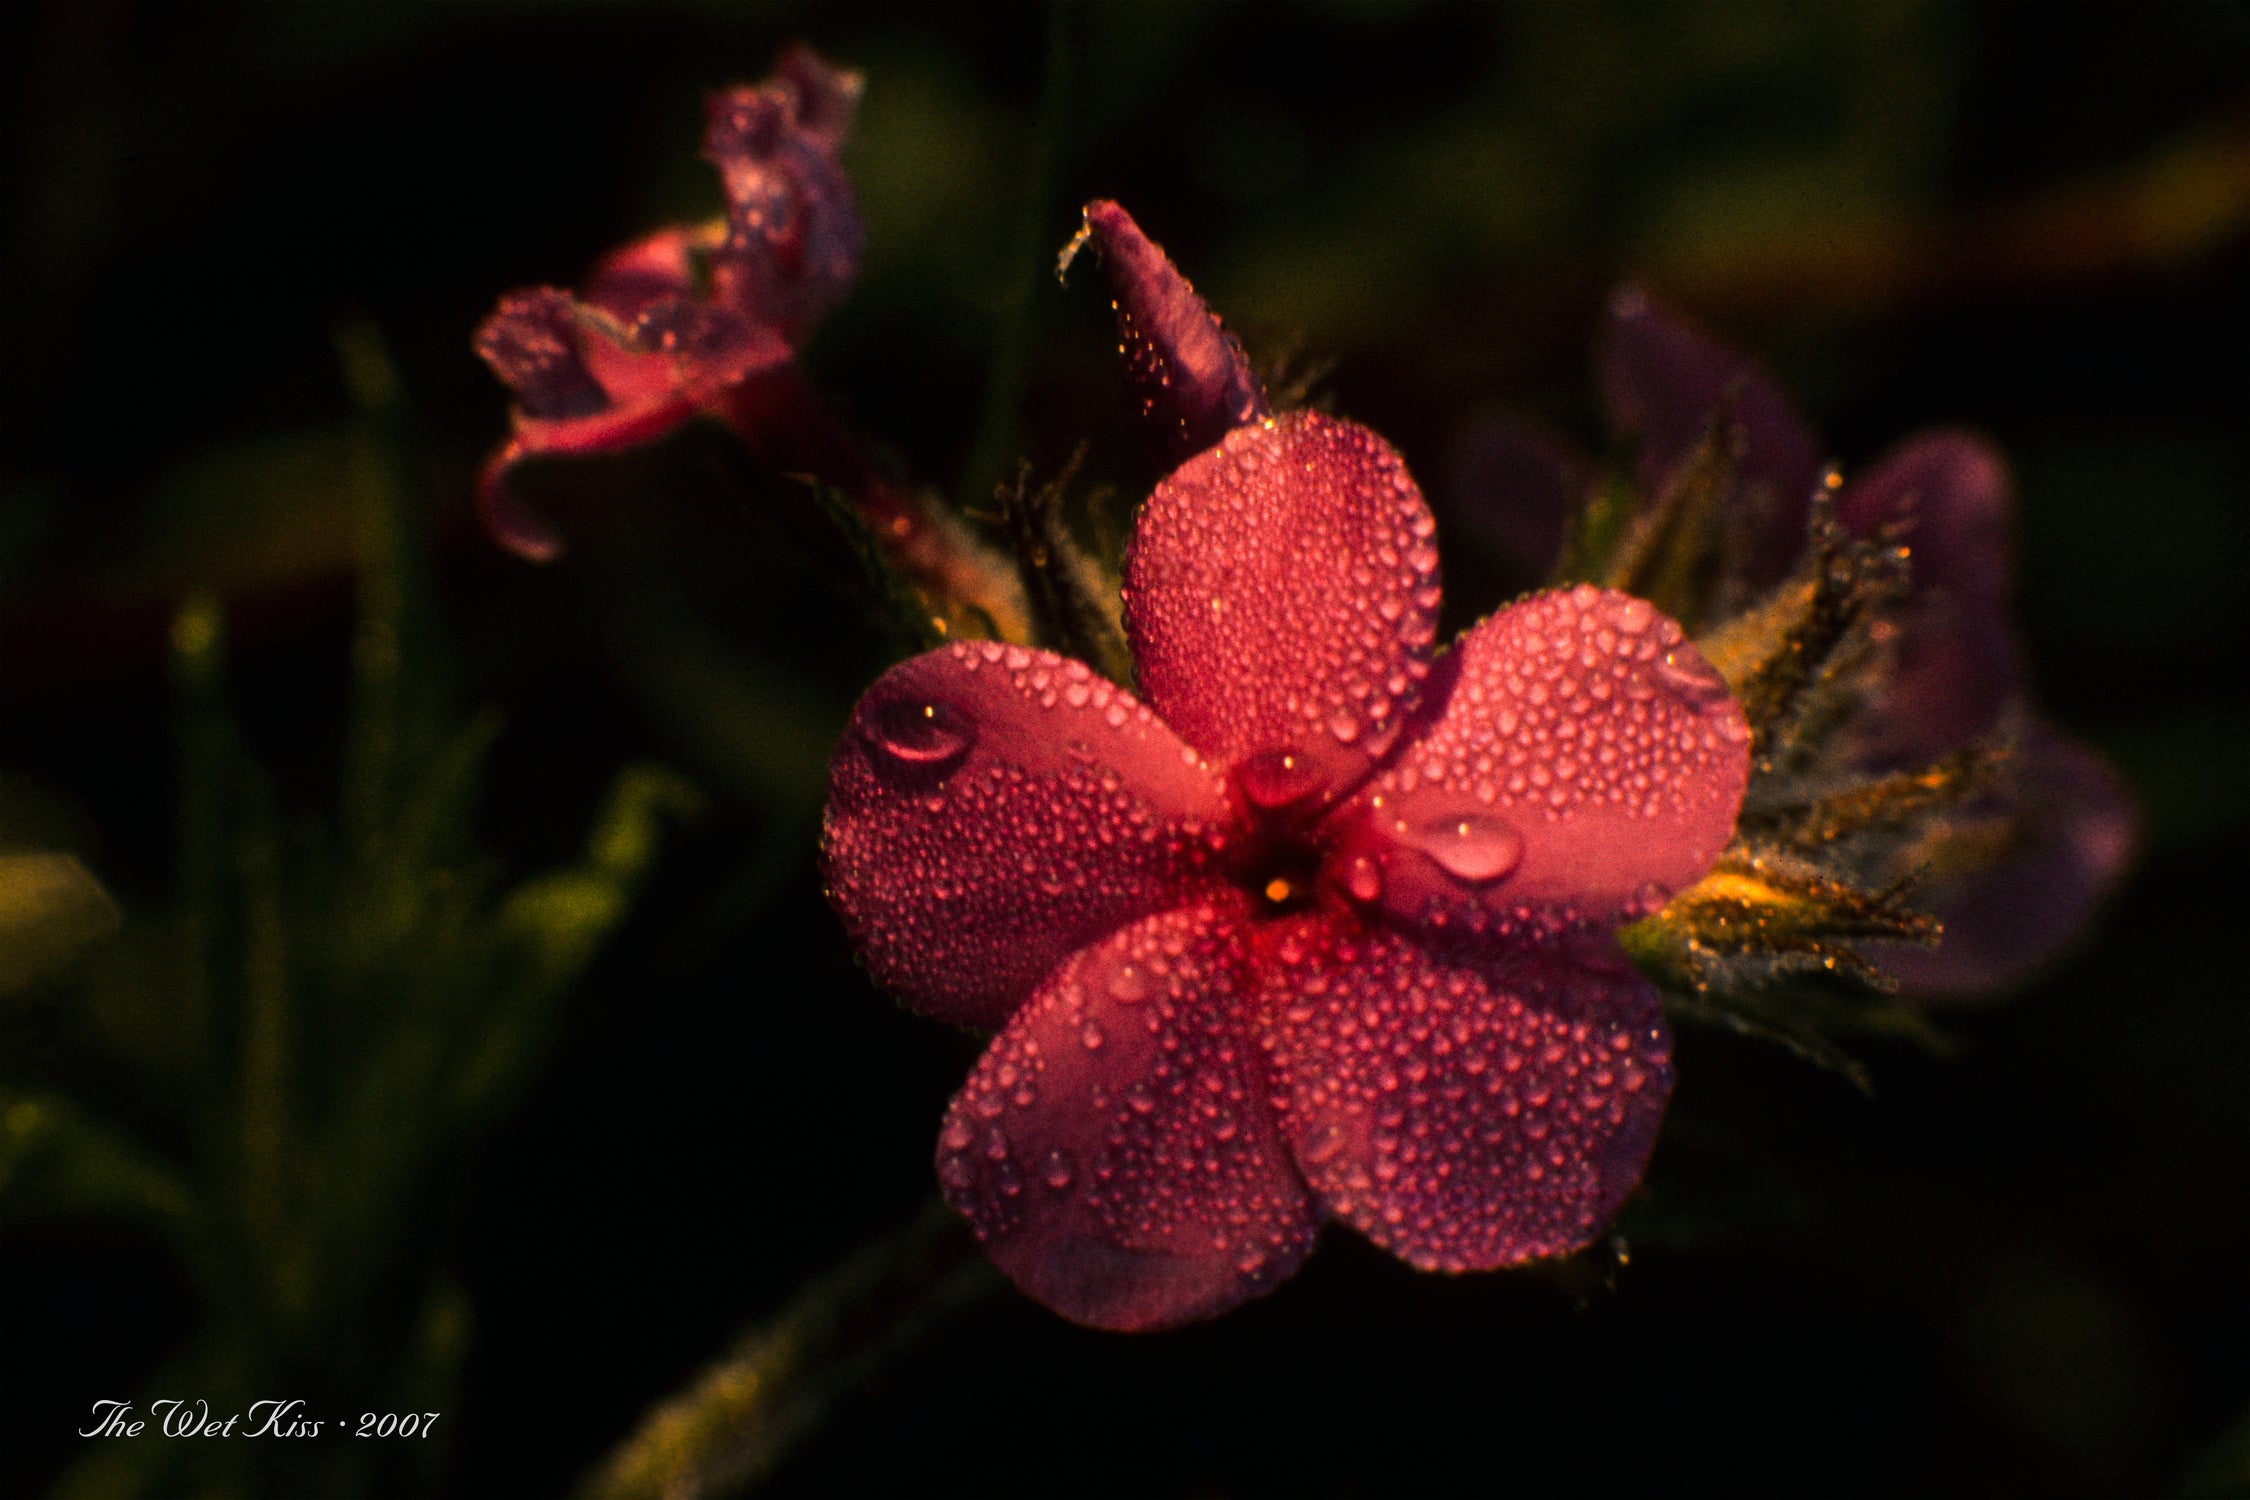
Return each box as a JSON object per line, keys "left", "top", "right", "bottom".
{"left": 0, "top": 853, "right": 120, "bottom": 994}
{"left": 0, "top": 1088, "right": 193, "bottom": 1232}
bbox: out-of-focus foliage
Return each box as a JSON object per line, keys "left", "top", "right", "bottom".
{"left": 0, "top": 334, "right": 691, "bottom": 1499}
{"left": 2, "top": 3, "right": 2246, "bottom": 1498}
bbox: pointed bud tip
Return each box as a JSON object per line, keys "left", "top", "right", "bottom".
{"left": 1066, "top": 200, "right": 1269, "bottom": 466}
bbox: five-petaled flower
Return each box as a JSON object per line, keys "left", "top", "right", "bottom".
{"left": 473, "top": 47, "right": 863, "bottom": 561}
{"left": 823, "top": 205, "right": 1752, "bottom": 1330}
{"left": 1453, "top": 288, "right": 2135, "bottom": 996}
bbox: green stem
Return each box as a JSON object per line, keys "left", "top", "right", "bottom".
{"left": 577, "top": 1199, "right": 999, "bottom": 1500}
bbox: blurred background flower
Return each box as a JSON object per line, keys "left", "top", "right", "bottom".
{"left": 4, "top": 3, "right": 2246, "bottom": 1497}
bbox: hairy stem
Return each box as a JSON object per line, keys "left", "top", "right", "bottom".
{"left": 578, "top": 1199, "right": 999, "bottom": 1500}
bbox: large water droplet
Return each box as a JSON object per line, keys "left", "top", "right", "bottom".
{"left": 1402, "top": 813, "right": 1524, "bottom": 884}
{"left": 868, "top": 697, "right": 974, "bottom": 773}
{"left": 1653, "top": 649, "right": 1731, "bottom": 710}
{"left": 1236, "top": 748, "right": 1325, "bottom": 810}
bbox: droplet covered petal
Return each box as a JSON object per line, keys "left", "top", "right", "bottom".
{"left": 1255, "top": 914, "right": 1672, "bottom": 1272}
{"left": 939, "top": 900, "right": 1319, "bottom": 1330}
{"left": 824, "top": 643, "right": 1233, "bottom": 1032}
{"left": 1327, "top": 584, "right": 1750, "bottom": 940}
{"left": 1073, "top": 200, "right": 1270, "bottom": 466}
{"left": 1123, "top": 411, "right": 1442, "bottom": 801}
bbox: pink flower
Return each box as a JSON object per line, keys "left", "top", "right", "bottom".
{"left": 1455, "top": 288, "right": 2135, "bottom": 997}
{"left": 823, "top": 207, "right": 1751, "bottom": 1330}
{"left": 473, "top": 47, "right": 863, "bottom": 560}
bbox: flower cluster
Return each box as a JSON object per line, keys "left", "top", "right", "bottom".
{"left": 476, "top": 55, "right": 2134, "bottom": 1333}
{"left": 1455, "top": 289, "right": 2135, "bottom": 997}
{"left": 823, "top": 206, "right": 1750, "bottom": 1328}
{"left": 473, "top": 47, "right": 863, "bottom": 561}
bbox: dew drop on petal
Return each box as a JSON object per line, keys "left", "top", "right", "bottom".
{"left": 1107, "top": 961, "right": 1150, "bottom": 1004}
{"left": 1345, "top": 855, "right": 1385, "bottom": 904}
{"left": 1237, "top": 748, "right": 1326, "bottom": 811}
{"left": 1402, "top": 813, "right": 1524, "bottom": 885}
{"left": 868, "top": 698, "right": 975, "bottom": 773}
{"left": 1653, "top": 649, "right": 1731, "bottom": 711}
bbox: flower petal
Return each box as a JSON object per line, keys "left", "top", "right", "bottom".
{"left": 475, "top": 439, "right": 565, "bottom": 563}
{"left": 473, "top": 281, "right": 793, "bottom": 559}
{"left": 1076, "top": 200, "right": 1270, "bottom": 466}
{"left": 1838, "top": 431, "right": 2020, "bottom": 767}
{"left": 582, "top": 225, "right": 710, "bottom": 321}
{"left": 474, "top": 396, "right": 700, "bottom": 563}
{"left": 1883, "top": 722, "right": 2136, "bottom": 999}
{"left": 1598, "top": 286, "right": 1824, "bottom": 588}
{"left": 1325, "top": 585, "right": 1750, "bottom": 939}
{"left": 1445, "top": 410, "right": 1594, "bottom": 580}
{"left": 938, "top": 900, "right": 1319, "bottom": 1331}
{"left": 823, "top": 643, "right": 1233, "bottom": 1032}
{"left": 702, "top": 50, "right": 864, "bottom": 347}
{"left": 1255, "top": 914, "right": 1672, "bottom": 1272}
{"left": 1122, "top": 412, "right": 1442, "bottom": 802}
{"left": 475, "top": 288, "right": 624, "bottom": 420}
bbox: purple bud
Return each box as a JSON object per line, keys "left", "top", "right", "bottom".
{"left": 1071, "top": 200, "right": 1269, "bottom": 466}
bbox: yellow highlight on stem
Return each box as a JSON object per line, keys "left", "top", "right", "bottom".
{"left": 1682, "top": 871, "right": 1790, "bottom": 909}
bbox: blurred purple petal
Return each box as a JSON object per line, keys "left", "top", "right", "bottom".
{"left": 1883, "top": 725, "right": 2137, "bottom": 998}
{"left": 1841, "top": 430, "right": 2021, "bottom": 767}
{"left": 1445, "top": 410, "right": 1594, "bottom": 578}
{"left": 1598, "top": 286, "right": 1824, "bottom": 588}
{"left": 474, "top": 288, "right": 617, "bottom": 421}
{"left": 702, "top": 51, "right": 864, "bottom": 346}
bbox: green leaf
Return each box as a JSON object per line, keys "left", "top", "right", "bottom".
{"left": 0, "top": 853, "right": 120, "bottom": 993}
{"left": 0, "top": 1088, "right": 195, "bottom": 1233}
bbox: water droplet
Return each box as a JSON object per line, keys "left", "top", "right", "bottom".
{"left": 1236, "top": 748, "right": 1325, "bottom": 810}
{"left": 1345, "top": 854, "right": 1384, "bottom": 903}
{"left": 1080, "top": 1020, "right": 1106, "bottom": 1051}
{"left": 867, "top": 697, "right": 974, "bottom": 773}
{"left": 1042, "top": 1148, "right": 1075, "bottom": 1191}
{"left": 1653, "top": 648, "right": 1730, "bottom": 709}
{"left": 1107, "top": 961, "right": 1150, "bottom": 1004}
{"left": 1402, "top": 813, "right": 1524, "bottom": 884}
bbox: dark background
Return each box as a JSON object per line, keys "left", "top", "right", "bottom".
{"left": 5, "top": 2, "right": 2248, "bottom": 1496}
